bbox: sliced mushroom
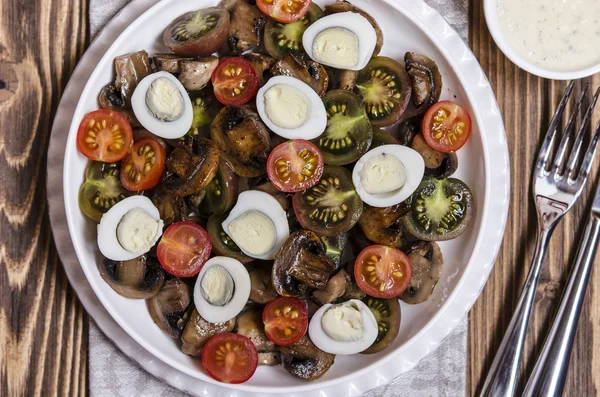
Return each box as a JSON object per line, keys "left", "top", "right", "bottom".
{"left": 99, "top": 255, "right": 165, "bottom": 299}
{"left": 397, "top": 119, "right": 458, "bottom": 179}
{"left": 271, "top": 54, "right": 329, "bottom": 96}
{"left": 178, "top": 58, "right": 219, "bottom": 91}
{"left": 222, "top": 0, "right": 265, "bottom": 54}
{"left": 396, "top": 116, "right": 421, "bottom": 146}
{"left": 186, "top": 189, "right": 206, "bottom": 208}
{"left": 98, "top": 84, "right": 141, "bottom": 128}
{"left": 114, "top": 50, "right": 152, "bottom": 106}
{"left": 162, "top": 137, "right": 220, "bottom": 197}
{"left": 236, "top": 309, "right": 276, "bottom": 353}
{"left": 279, "top": 335, "right": 335, "bottom": 380}
{"left": 326, "top": 67, "right": 358, "bottom": 91}
{"left": 258, "top": 351, "right": 281, "bottom": 366}
{"left": 324, "top": 1, "right": 383, "bottom": 56}
{"left": 358, "top": 204, "right": 408, "bottom": 249}
{"left": 248, "top": 263, "right": 278, "bottom": 304}
{"left": 272, "top": 231, "right": 337, "bottom": 297}
{"left": 147, "top": 278, "right": 193, "bottom": 338}
{"left": 404, "top": 52, "right": 442, "bottom": 111}
{"left": 400, "top": 241, "right": 444, "bottom": 304}
{"left": 243, "top": 53, "right": 275, "bottom": 87}
{"left": 150, "top": 185, "right": 191, "bottom": 226}
{"left": 181, "top": 309, "right": 235, "bottom": 356}
{"left": 153, "top": 53, "right": 186, "bottom": 73}
{"left": 210, "top": 105, "right": 271, "bottom": 177}
{"left": 312, "top": 269, "right": 350, "bottom": 305}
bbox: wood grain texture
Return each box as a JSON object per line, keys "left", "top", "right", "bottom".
{"left": 0, "top": 0, "right": 89, "bottom": 395}
{"left": 467, "top": 1, "right": 600, "bottom": 396}
{"left": 1, "top": 0, "right": 599, "bottom": 395}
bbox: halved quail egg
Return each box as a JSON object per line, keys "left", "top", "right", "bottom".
{"left": 256, "top": 76, "right": 327, "bottom": 140}
{"left": 308, "top": 299, "right": 378, "bottom": 355}
{"left": 221, "top": 190, "right": 290, "bottom": 260}
{"left": 193, "top": 256, "right": 251, "bottom": 323}
{"left": 352, "top": 144, "right": 425, "bottom": 207}
{"left": 302, "top": 12, "right": 377, "bottom": 71}
{"left": 131, "top": 71, "right": 193, "bottom": 139}
{"left": 97, "top": 195, "right": 163, "bottom": 261}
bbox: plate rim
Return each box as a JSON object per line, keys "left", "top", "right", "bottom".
{"left": 47, "top": 0, "right": 510, "bottom": 395}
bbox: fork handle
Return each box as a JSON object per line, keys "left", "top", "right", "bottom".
{"left": 522, "top": 217, "right": 600, "bottom": 397}
{"left": 479, "top": 227, "right": 554, "bottom": 397}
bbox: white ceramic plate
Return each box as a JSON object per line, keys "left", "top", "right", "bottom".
{"left": 48, "top": 0, "right": 510, "bottom": 395}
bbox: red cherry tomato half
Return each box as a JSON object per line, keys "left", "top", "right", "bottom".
{"left": 262, "top": 297, "right": 308, "bottom": 346}
{"left": 76, "top": 109, "right": 133, "bottom": 162}
{"left": 120, "top": 137, "right": 166, "bottom": 191}
{"left": 156, "top": 221, "right": 212, "bottom": 277}
{"left": 211, "top": 57, "right": 259, "bottom": 106}
{"left": 202, "top": 333, "right": 258, "bottom": 384}
{"left": 267, "top": 140, "right": 324, "bottom": 193}
{"left": 354, "top": 245, "right": 412, "bottom": 299}
{"left": 422, "top": 101, "right": 472, "bottom": 153}
{"left": 257, "top": 0, "right": 312, "bottom": 23}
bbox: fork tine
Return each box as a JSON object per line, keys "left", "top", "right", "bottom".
{"left": 553, "top": 84, "right": 589, "bottom": 174}
{"left": 536, "top": 81, "right": 575, "bottom": 171}
{"left": 576, "top": 118, "right": 600, "bottom": 183}
{"left": 566, "top": 87, "right": 600, "bottom": 180}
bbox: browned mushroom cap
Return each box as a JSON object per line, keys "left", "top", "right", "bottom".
{"left": 181, "top": 309, "right": 235, "bottom": 356}
{"left": 397, "top": 119, "right": 458, "bottom": 179}
{"left": 279, "top": 335, "right": 335, "bottom": 380}
{"left": 114, "top": 50, "right": 152, "bottom": 106}
{"left": 270, "top": 54, "right": 329, "bottom": 96}
{"left": 147, "top": 278, "right": 193, "bottom": 338}
{"left": 358, "top": 204, "right": 408, "bottom": 249}
{"left": 248, "top": 263, "right": 278, "bottom": 304}
{"left": 272, "top": 230, "right": 337, "bottom": 297}
{"left": 400, "top": 241, "right": 444, "bottom": 304}
{"left": 210, "top": 106, "right": 271, "bottom": 177}
{"left": 99, "top": 255, "right": 165, "bottom": 299}
{"left": 243, "top": 53, "right": 275, "bottom": 87}
{"left": 223, "top": 0, "right": 265, "bottom": 54}
{"left": 150, "top": 185, "right": 191, "bottom": 226}
{"left": 162, "top": 137, "right": 220, "bottom": 197}
{"left": 98, "top": 84, "right": 141, "bottom": 128}
{"left": 311, "top": 269, "right": 350, "bottom": 305}
{"left": 324, "top": 1, "right": 383, "bottom": 56}
{"left": 404, "top": 52, "right": 442, "bottom": 111}
{"left": 326, "top": 67, "right": 358, "bottom": 91}
{"left": 153, "top": 53, "right": 186, "bottom": 73}
{"left": 235, "top": 309, "right": 276, "bottom": 353}
{"left": 178, "top": 57, "right": 219, "bottom": 92}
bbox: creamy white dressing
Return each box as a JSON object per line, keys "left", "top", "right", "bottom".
{"left": 497, "top": 0, "right": 600, "bottom": 71}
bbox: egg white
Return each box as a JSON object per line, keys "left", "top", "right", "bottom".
{"left": 256, "top": 76, "right": 327, "bottom": 140}
{"left": 97, "top": 195, "right": 162, "bottom": 261}
{"left": 308, "top": 299, "right": 378, "bottom": 355}
{"left": 131, "top": 71, "right": 193, "bottom": 139}
{"left": 353, "top": 144, "right": 425, "bottom": 207}
{"left": 193, "top": 256, "right": 250, "bottom": 323}
{"left": 221, "top": 190, "right": 290, "bottom": 260}
{"left": 302, "top": 12, "right": 377, "bottom": 71}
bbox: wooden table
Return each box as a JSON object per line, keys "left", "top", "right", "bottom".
{"left": 1, "top": 0, "right": 599, "bottom": 395}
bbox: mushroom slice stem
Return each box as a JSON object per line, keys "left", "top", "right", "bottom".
{"left": 288, "top": 249, "right": 337, "bottom": 289}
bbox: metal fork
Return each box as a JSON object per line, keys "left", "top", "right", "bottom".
{"left": 480, "top": 82, "right": 600, "bottom": 397}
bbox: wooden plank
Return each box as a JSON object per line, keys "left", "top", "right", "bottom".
{"left": 468, "top": 0, "right": 600, "bottom": 395}
{"left": 0, "top": 0, "right": 88, "bottom": 395}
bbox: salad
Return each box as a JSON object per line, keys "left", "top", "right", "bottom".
{"left": 75, "top": 0, "right": 475, "bottom": 384}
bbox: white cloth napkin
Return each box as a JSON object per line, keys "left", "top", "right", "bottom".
{"left": 88, "top": 1, "right": 469, "bottom": 395}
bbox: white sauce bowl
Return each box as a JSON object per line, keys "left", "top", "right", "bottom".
{"left": 484, "top": 0, "right": 600, "bottom": 80}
